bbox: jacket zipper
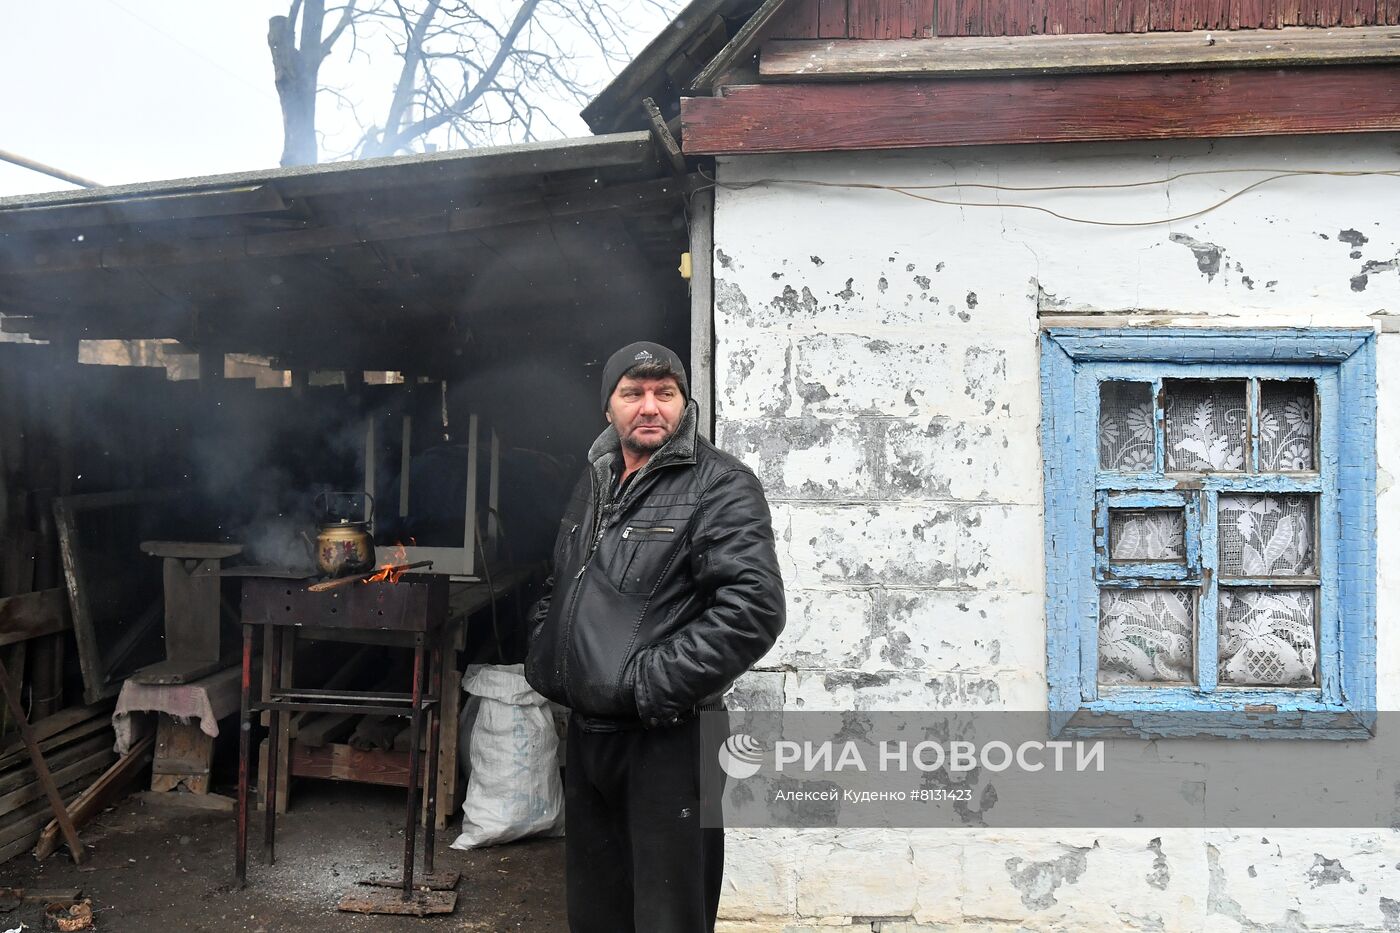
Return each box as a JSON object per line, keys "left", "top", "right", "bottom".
{"left": 622, "top": 525, "right": 675, "bottom": 539}
{"left": 557, "top": 469, "right": 601, "bottom": 689}
{"left": 556, "top": 460, "right": 686, "bottom": 698}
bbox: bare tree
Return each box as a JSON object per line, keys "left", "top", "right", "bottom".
{"left": 269, "top": 0, "right": 674, "bottom": 166}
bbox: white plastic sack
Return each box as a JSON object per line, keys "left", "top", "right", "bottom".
{"left": 450, "top": 663, "right": 564, "bottom": 850}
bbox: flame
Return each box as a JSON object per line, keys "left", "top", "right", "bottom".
{"left": 364, "top": 543, "right": 410, "bottom": 584}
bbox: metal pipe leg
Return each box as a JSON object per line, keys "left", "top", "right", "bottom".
{"left": 423, "top": 645, "right": 442, "bottom": 876}
{"left": 235, "top": 624, "right": 253, "bottom": 887}
{"left": 402, "top": 639, "right": 426, "bottom": 900}
{"left": 264, "top": 626, "right": 282, "bottom": 864}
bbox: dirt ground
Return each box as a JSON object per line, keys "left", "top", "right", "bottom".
{"left": 0, "top": 782, "right": 567, "bottom": 932}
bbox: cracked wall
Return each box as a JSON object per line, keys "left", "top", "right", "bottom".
{"left": 710, "top": 133, "right": 1400, "bottom": 932}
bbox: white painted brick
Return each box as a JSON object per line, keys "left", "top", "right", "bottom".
{"left": 793, "top": 829, "right": 919, "bottom": 918}
{"left": 784, "top": 504, "right": 960, "bottom": 589}
{"left": 727, "top": 670, "right": 789, "bottom": 710}
{"left": 960, "top": 831, "right": 1209, "bottom": 929}
{"left": 791, "top": 333, "right": 954, "bottom": 419}
{"left": 876, "top": 590, "right": 1046, "bottom": 676}
{"left": 908, "top": 829, "right": 965, "bottom": 924}
{"left": 720, "top": 829, "right": 800, "bottom": 918}
{"left": 881, "top": 417, "right": 1040, "bottom": 503}
{"left": 718, "top": 419, "right": 877, "bottom": 501}
{"left": 716, "top": 330, "right": 794, "bottom": 420}
{"left": 785, "top": 669, "right": 1034, "bottom": 710}
{"left": 764, "top": 589, "right": 875, "bottom": 671}
{"left": 958, "top": 505, "right": 1046, "bottom": 592}
{"left": 1205, "top": 828, "right": 1400, "bottom": 931}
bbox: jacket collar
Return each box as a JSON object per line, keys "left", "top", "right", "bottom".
{"left": 587, "top": 400, "right": 699, "bottom": 507}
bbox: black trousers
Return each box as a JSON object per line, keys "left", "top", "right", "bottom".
{"left": 564, "top": 713, "right": 726, "bottom": 933}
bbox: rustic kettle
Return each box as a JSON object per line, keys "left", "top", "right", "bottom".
{"left": 311, "top": 491, "right": 376, "bottom": 577}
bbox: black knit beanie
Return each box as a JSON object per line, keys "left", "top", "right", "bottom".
{"left": 600, "top": 342, "right": 690, "bottom": 412}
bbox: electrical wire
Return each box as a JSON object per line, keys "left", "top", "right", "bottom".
{"left": 697, "top": 166, "right": 1400, "bottom": 228}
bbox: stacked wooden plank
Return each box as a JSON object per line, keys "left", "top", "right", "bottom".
{"left": 0, "top": 701, "right": 115, "bottom": 863}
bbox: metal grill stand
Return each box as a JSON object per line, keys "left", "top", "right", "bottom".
{"left": 234, "top": 575, "right": 457, "bottom": 915}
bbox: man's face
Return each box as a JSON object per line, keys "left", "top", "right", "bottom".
{"left": 606, "top": 375, "right": 685, "bottom": 456}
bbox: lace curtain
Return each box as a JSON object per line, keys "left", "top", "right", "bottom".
{"left": 1219, "top": 589, "right": 1317, "bottom": 686}
{"left": 1098, "top": 382, "right": 1154, "bottom": 471}
{"left": 1164, "top": 380, "right": 1247, "bottom": 472}
{"left": 1098, "top": 589, "right": 1194, "bottom": 684}
{"left": 1109, "top": 510, "right": 1185, "bottom": 561}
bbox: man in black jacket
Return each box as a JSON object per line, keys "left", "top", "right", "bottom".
{"left": 525, "top": 341, "right": 785, "bottom": 933}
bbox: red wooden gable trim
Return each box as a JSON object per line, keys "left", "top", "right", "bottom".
{"left": 768, "top": 0, "right": 1399, "bottom": 34}
{"left": 681, "top": 65, "right": 1400, "bottom": 153}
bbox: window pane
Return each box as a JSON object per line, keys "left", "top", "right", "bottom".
{"left": 1099, "top": 382, "right": 1155, "bottom": 471}
{"left": 1164, "top": 380, "right": 1247, "bottom": 472}
{"left": 1259, "top": 381, "right": 1315, "bottom": 472}
{"left": 1109, "top": 509, "right": 1185, "bottom": 562}
{"left": 1098, "top": 588, "right": 1194, "bottom": 685}
{"left": 1218, "top": 588, "right": 1317, "bottom": 686}
{"left": 1218, "top": 495, "right": 1315, "bottom": 577}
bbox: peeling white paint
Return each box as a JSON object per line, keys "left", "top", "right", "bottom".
{"left": 714, "top": 132, "right": 1400, "bottom": 931}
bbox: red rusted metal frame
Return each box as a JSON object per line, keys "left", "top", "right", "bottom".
{"left": 235, "top": 623, "right": 253, "bottom": 886}
{"left": 0, "top": 656, "right": 85, "bottom": 863}
{"left": 422, "top": 644, "right": 442, "bottom": 876}
{"left": 401, "top": 637, "right": 426, "bottom": 899}
{"left": 682, "top": 66, "right": 1400, "bottom": 154}
{"left": 233, "top": 576, "right": 448, "bottom": 896}
{"left": 263, "top": 625, "right": 283, "bottom": 865}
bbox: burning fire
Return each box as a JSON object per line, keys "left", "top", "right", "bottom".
{"left": 364, "top": 543, "right": 411, "bottom": 584}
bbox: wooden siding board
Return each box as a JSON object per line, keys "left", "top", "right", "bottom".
{"left": 1046, "top": 0, "right": 1072, "bottom": 31}
{"left": 1081, "top": 0, "right": 1109, "bottom": 30}
{"left": 1203, "top": 0, "right": 1232, "bottom": 26}
{"left": 936, "top": 0, "right": 962, "bottom": 33}
{"left": 760, "top": 30, "right": 1400, "bottom": 79}
{"left": 682, "top": 67, "right": 1400, "bottom": 153}
{"left": 1278, "top": 0, "right": 1303, "bottom": 23}
{"left": 901, "top": 0, "right": 938, "bottom": 36}
{"left": 1172, "top": 0, "right": 1200, "bottom": 28}
{"left": 957, "top": 0, "right": 986, "bottom": 34}
{"left": 986, "top": 0, "right": 1009, "bottom": 34}
{"left": 818, "top": 0, "right": 851, "bottom": 35}
{"left": 1149, "top": 0, "right": 1176, "bottom": 28}
{"left": 1026, "top": 0, "right": 1048, "bottom": 31}
{"left": 772, "top": 0, "right": 821, "bottom": 36}
{"left": 850, "top": 0, "right": 883, "bottom": 35}
{"left": 1006, "top": 0, "right": 1034, "bottom": 33}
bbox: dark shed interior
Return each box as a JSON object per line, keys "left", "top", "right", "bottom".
{"left": 0, "top": 131, "right": 699, "bottom": 869}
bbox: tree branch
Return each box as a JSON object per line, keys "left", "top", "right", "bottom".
{"left": 321, "top": 0, "right": 360, "bottom": 57}
{"left": 382, "top": 0, "right": 542, "bottom": 152}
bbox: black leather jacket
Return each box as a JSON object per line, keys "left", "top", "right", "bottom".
{"left": 525, "top": 402, "right": 785, "bottom": 728}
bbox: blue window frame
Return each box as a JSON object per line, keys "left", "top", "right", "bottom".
{"left": 1041, "top": 329, "right": 1376, "bottom": 738}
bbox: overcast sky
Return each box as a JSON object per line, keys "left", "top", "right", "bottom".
{"left": 0, "top": 1, "right": 675, "bottom": 197}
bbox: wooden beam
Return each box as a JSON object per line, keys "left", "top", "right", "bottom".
{"left": 33, "top": 733, "right": 154, "bottom": 861}
{"left": 0, "top": 654, "right": 86, "bottom": 863}
{"left": 1, "top": 176, "right": 695, "bottom": 277}
{"left": 642, "top": 97, "right": 688, "bottom": 176}
{"left": 689, "top": 189, "right": 715, "bottom": 441}
{"left": 692, "top": 0, "right": 796, "bottom": 91}
{"left": 682, "top": 65, "right": 1400, "bottom": 154}
{"left": 0, "top": 588, "right": 69, "bottom": 649}
{"left": 760, "top": 26, "right": 1400, "bottom": 80}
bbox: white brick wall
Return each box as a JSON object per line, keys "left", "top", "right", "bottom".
{"left": 713, "top": 132, "right": 1400, "bottom": 930}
